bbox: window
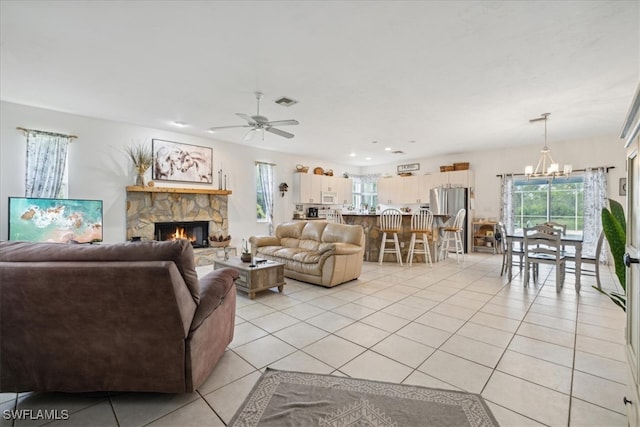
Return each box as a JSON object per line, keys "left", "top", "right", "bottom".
{"left": 351, "top": 175, "right": 378, "bottom": 211}
{"left": 256, "top": 162, "right": 275, "bottom": 233}
{"left": 513, "top": 176, "right": 584, "bottom": 232}
{"left": 25, "top": 132, "right": 71, "bottom": 198}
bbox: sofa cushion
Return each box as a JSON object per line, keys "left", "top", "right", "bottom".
{"left": 0, "top": 240, "right": 201, "bottom": 303}
{"left": 190, "top": 267, "right": 238, "bottom": 331}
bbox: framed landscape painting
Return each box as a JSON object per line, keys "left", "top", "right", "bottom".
{"left": 152, "top": 139, "right": 213, "bottom": 184}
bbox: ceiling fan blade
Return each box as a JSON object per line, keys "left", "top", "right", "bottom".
{"left": 236, "top": 113, "right": 257, "bottom": 125}
{"left": 243, "top": 129, "right": 257, "bottom": 141}
{"left": 266, "top": 119, "right": 299, "bottom": 127}
{"left": 265, "top": 127, "right": 295, "bottom": 139}
{"left": 209, "top": 124, "right": 252, "bottom": 130}
{"left": 251, "top": 115, "right": 270, "bottom": 124}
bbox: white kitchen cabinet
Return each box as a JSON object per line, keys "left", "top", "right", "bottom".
{"left": 377, "top": 177, "right": 402, "bottom": 204}
{"left": 293, "top": 173, "right": 351, "bottom": 204}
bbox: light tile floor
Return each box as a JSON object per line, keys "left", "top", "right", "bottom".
{"left": 1, "top": 253, "right": 628, "bottom": 426}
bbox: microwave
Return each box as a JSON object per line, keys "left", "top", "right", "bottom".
{"left": 321, "top": 192, "right": 338, "bottom": 204}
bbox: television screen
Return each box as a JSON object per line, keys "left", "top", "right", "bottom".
{"left": 8, "top": 197, "right": 103, "bottom": 243}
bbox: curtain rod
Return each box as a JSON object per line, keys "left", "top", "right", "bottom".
{"left": 255, "top": 161, "right": 276, "bottom": 166}
{"left": 17, "top": 127, "right": 78, "bottom": 139}
{"left": 496, "top": 166, "right": 615, "bottom": 178}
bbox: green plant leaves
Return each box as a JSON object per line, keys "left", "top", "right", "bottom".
{"left": 599, "top": 198, "right": 627, "bottom": 311}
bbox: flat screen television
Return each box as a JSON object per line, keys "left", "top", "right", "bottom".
{"left": 8, "top": 197, "right": 103, "bottom": 243}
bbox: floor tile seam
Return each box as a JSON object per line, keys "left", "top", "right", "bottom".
{"left": 478, "top": 282, "right": 548, "bottom": 396}
{"left": 106, "top": 395, "right": 120, "bottom": 427}
{"left": 570, "top": 395, "right": 628, "bottom": 416}
{"left": 480, "top": 397, "right": 553, "bottom": 427}
{"left": 519, "top": 319, "right": 577, "bottom": 335}
{"left": 194, "top": 389, "right": 227, "bottom": 426}
{"left": 297, "top": 345, "right": 366, "bottom": 371}
{"left": 571, "top": 366, "right": 628, "bottom": 386}
{"left": 573, "top": 331, "right": 626, "bottom": 347}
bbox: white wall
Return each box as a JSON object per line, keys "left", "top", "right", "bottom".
{"left": 0, "top": 101, "right": 355, "bottom": 245}
{"left": 361, "top": 136, "right": 628, "bottom": 220}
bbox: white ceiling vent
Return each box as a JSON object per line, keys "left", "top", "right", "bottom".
{"left": 274, "top": 96, "right": 298, "bottom": 107}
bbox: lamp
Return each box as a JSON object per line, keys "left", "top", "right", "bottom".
{"left": 525, "top": 113, "right": 572, "bottom": 178}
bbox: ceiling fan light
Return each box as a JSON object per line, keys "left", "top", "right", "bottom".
{"left": 563, "top": 164, "right": 573, "bottom": 174}
{"left": 525, "top": 165, "right": 534, "bottom": 175}
{"left": 548, "top": 163, "right": 559, "bottom": 174}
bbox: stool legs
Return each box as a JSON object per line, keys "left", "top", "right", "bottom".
{"left": 407, "top": 232, "right": 432, "bottom": 267}
{"left": 379, "top": 231, "right": 403, "bottom": 265}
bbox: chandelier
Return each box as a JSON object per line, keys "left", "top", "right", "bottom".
{"left": 524, "top": 113, "right": 572, "bottom": 178}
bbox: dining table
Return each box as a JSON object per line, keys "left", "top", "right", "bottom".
{"left": 506, "top": 231, "right": 584, "bottom": 292}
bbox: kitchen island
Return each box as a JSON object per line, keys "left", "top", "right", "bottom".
{"left": 342, "top": 212, "right": 451, "bottom": 263}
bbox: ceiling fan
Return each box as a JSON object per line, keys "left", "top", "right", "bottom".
{"left": 210, "top": 92, "right": 299, "bottom": 140}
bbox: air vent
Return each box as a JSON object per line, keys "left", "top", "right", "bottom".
{"left": 392, "top": 150, "right": 405, "bottom": 154}
{"left": 274, "top": 96, "right": 298, "bottom": 107}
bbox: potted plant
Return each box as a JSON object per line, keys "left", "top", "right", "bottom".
{"left": 241, "top": 239, "right": 252, "bottom": 263}
{"left": 125, "top": 142, "right": 153, "bottom": 186}
{"left": 595, "top": 198, "right": 627, "bottom": 311}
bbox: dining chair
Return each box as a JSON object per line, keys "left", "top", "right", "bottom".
{"left": 498, "top": 222, "right": 523, "bottom": 277}
{"left": 544, "top": 221, "right": 567, "bottom": 235}
{"left": 378, "top": 208, "right": 403, "bottom": 265}
{"left": 439, "top": 208, "right": 466, "bottom": 263}
{"left": 406, "top": 208, "right": 433, "bottom": 267}
{"left": 567, "top": 229, "right": 604, "bottom": 289}
{"left": 523, "top": 224, "right": 566, "bottom": 292}
{"left": 335, "top": 210, "right": 345, "bottom": 224}
{"left": 324, "top": 210, "right": 337, "bottom": 223}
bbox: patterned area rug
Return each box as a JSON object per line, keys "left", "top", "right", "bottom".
{"left": 229, "top": 369, "right": 500, "bottom": 426}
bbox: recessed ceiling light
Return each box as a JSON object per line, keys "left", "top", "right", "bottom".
{"left": 384, "top": 147, "right": 391, "bottom": 151}
{"left": 365, "top": 157, "right": 372, "bottom": 161}
{"left": 208, "top": 129, "right": 216, "bottom": 133}
{"left": 349, "top": 152, "right": 356, "bottom": 157}
{"left": 172, "top": 121, "right": 187, "bottom": 127}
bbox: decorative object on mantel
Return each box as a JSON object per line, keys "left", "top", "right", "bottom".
{"left": 324, "top": 169, "right": 333, "bottom": 176}
{"left": 124, "top": 142, "right": 153, "bottom": 187}
{"left": 241, "top": 239, "right": 252, "bottom": 262}
{"left": 279, "top": 182, "right": 289, "bottom": 197}
{"left": 313, "top": 167, "right": 324, "bottom": 175}
{"left": 295, "top": 164, "right": 309, "bottom": 173}
{"left": 209, "top": 234, "right": 231, "bottom": 247}
{"left": 454, "top": 162, "right": 469, "bottom": 170}
{"left": 525, "top": 113, "right": 572, "bottom": 178}
{"left": 440, "top": 165, "right": 455, "bottom": 172}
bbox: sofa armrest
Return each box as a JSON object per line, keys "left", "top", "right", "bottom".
{"left": 190, "top": 268, "right": 239, "bottom": 331}
{"left": 250, "top": 236, "right": 280, "bottom": 248}
{"left": 332, "top": 243, "right": 363, "bottom": 255}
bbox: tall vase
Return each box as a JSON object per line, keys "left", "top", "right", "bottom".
{"left": 136, "top": 171, "right": 146, "bottom": 187}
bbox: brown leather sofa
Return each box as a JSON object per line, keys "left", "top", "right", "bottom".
{"left": 250, "top": 221, "right": 365, "bottom": 287}
{"left": 0, "top": 239, "right": 238, "bottom": 393}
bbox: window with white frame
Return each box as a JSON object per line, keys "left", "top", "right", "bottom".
{"left": 351, "top": 175, "right": 379, "bottom": 211}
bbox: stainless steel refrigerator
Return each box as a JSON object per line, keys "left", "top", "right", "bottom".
{"left": 429, "top": 187, "right": 469, "bottom": 253}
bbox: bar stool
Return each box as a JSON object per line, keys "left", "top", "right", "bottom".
{"left": 378, "top": 208, "right": 403, "bottom": 265}
{"left": 439, "top": 208, "right": 466, "bottom": 263}
{"left": 406, "top": 208, "right": 433, "bottom": 267}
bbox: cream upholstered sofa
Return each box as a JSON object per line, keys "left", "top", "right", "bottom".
{"left": 250, "top": 221, "right": 365, "bottom": 287}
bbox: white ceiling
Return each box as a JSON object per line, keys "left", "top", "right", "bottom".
{"left": 1, "top": 1, "right": 638, "bottom": 166}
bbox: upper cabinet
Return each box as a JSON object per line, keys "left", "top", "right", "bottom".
{"left": 377, "top": 170, "right": 474, "bottom": 205}
{"left": 293, "top": 173, "right": 352, "bottom": 204}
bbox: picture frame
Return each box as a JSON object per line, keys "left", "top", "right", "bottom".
{"left": 397, "top": 163, "right": 420, "bottom": 173}
{"left": 620, "top": 177, "right": 627, "bottom": 196}
{"left": 152, "top": 139, "right": 213, "bottom": 184}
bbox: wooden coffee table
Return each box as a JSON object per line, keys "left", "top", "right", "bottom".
{"left": 213, "top": 257, "right": 285, "bottom": 299}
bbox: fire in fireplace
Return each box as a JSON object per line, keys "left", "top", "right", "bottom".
{"left": 154, "top": 221, "right": 209, "bottom": 248}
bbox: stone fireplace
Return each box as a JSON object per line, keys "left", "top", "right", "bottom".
{"left": 125, "top": 187, "right": 231, "bottom": 245}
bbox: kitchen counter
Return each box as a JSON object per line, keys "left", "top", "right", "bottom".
{"left": 342, "top": 213, "right": 451, "bottom": 263}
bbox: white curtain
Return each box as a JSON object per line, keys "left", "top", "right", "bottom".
{"left": 25, "top": 133, "right": 71, "bottom": 198}
{"left": 257, "top": 162, "right": 275, "bottom": 235}
{"left": 500, "top": 174, "right": 515, "bottom": 233}
{"left": 583, "top": 168, "right": 608, "bottom": 261}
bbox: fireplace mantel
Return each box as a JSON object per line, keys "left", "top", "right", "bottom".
{"left": 126, "top": 186, "right": 232, "bottom": 195}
